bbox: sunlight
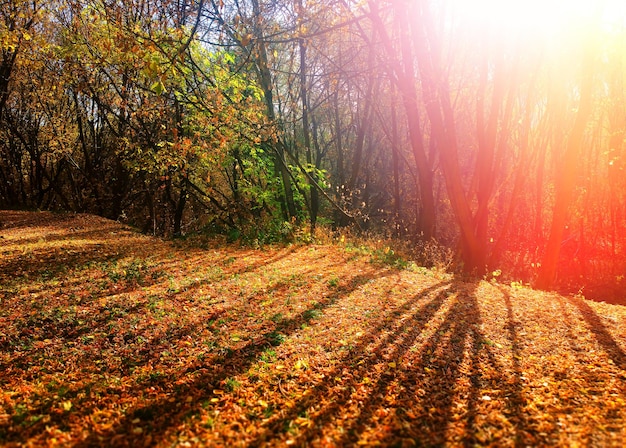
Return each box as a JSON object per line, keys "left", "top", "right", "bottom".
{"left": 448, "top": 0, "right": 626, "bottom": 38}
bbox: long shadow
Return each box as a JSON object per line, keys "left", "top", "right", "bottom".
{"left": 1, "top": 245, "right": 316, "bottom": 376}
{"left": 247, "top": 280, "right": 454, "bottom": 446}
{"left": 1, "top": 262, "right": 334, "bottom": 444}
{"left": 0, "top": 308, "right": 233, "bottom": 438}
{"left": 566, "top": 295, "right": 626, "bottom": 369}
{"left": 253, "top": 278, "right": 533, "bottom": 447}
{"left": 72, "top": 267, "right": 397, "bottom": 447}
{"left": 496, "top": 285, "right": 530, "bottom": 447}
{"left": 1, "top": 224, "right": 134, "bottom": 247}
{"left": 0, "top": 210, "right": 79, "bottom": 231}
{"left": 1, "top": 240, "right": 325, "bottom": 376}
{"left": 0, "top": 244, "right": 122, "bottom": 289}
{"left": 2, "top": 245, "right": 317, "bottom": 443}
{"left": 156, "top": 244, "right": 335, "bottom": 299}
{"left": 410, "top": 281, "right": 530, "bottom": 446}
{"left": 555, "top": 295, "right": 626, "bottom": 437}
{"left": 2, "top": 230, "right": 305, "bottom": 345}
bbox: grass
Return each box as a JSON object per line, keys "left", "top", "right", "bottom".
{"left": 1, "top": 210, "right": 626, "bottom": 447}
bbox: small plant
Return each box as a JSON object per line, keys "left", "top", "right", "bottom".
{"left": 11, "top": 404, "right": 28, "bottom": 425}
{"left": 260, "top": 348, "right": 277, "bottom": 363}
{"left": 263, "top": 404, "right": 275, "bottom": 418}
{"left": 167, "top": 277, "right": 180, "bottom": 294}
{"left": 303, "top": 308, "right": 323, "bottom": 321}
{"left": 224, "top": 377, "right": 240, "bottom": 392}
{"left": 149, "top": 371, "right": 165, "bottom": 382}
{"left": 266, "top": 331, "right": 286, "bottom": 346}
{"left": 102, "top": 259, "right": 149, "bottom": 284}
{"left": 270, "top": 313, "right": 283, "bottom": 323}
{"left": 124, "top": 259, "right": 145, "bottom": 283}
{"left": 203, "top": 417, "right": 215, "bottom": 429}
{"left": 327, "top": 277, "right": 339, "bottom": 287}
{"left": 147, "top": 295, "right": 162, "bottom": 312}
{"left": 217, "top": 346, "right": 234, "bottom": 358}
{"left": 371, "top": 247, "right": 409, "bottom": 269}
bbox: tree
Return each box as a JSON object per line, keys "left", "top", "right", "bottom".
{"left": 536, "top": 15, "right": 600, "bottom": 289}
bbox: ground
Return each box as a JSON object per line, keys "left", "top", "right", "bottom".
{"left": 1, "top": 210, "right": 626, "bottom": 447}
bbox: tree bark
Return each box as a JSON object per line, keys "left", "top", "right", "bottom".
{"left": 411, "top": 1, "right": 484, "bottom": 271}
{"left": 367, "top": 0, "right": 436, "bottom": 240}
{"left": 536, "top": 46, "right": 596, "bottom": 289}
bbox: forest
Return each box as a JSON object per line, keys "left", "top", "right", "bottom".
{"left": 3, "top": 2, "right": 626, "bottom": 446}
{"left": 2, "top": 1, "right": 626, "bottom": 294}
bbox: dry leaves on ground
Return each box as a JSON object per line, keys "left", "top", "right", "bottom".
{"left": 1, "top": 210, "right": 626, "bottom": 447}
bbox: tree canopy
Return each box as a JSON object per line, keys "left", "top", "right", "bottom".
{"left": 2, "top": 0, "right": 626, "bottom": 294}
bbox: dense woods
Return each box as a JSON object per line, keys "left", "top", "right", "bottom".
{"left": 2, "top": 0, "right": 626, "bottom": 295}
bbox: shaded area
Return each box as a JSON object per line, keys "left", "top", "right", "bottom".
{"left": 566, "top": 295, "right": 626, "bottom": 369}
{"left": 250, "top": 280, "right": 453, "bottom": 446}
{"left": 74, "top": 268, "right": 395, "bottom": 447}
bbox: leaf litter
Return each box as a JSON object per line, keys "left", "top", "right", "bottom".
{"left": 1, "top": 211, "right": 626, "bottom": 447}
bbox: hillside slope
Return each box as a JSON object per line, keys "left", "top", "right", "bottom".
{"left": 1, "top": 211, "right": 626, "bottom": 447}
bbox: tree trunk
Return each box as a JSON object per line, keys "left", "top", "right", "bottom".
{"left": 297, "top": 0, "right": 318, "bottom": 235}
{"left": 411, "top": 1, "right": 483, "bottom": 271}
{"left": 536, "top": 36, "right": 597, "bottom": 289}
{"left": 250, "top": 0, "right": 297, "bottom": 221}
{"left": 368, "top": 0, "right": 436, "bottom": 241}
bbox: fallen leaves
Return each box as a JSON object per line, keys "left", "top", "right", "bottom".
{"left": 1, "top": 211, "right": 626, "bottom": 446}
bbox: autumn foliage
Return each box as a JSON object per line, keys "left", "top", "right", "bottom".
{"left": 1, "top": 0, "right": 626, "bottom": 316}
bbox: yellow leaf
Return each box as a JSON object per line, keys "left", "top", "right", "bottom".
{"left": 62, "top": 401, "right": 72, "bottom": 411}
{"left": 294, "top": 359, "right": 308, "bottom": 370}
{"left": 388, "top": 362, "right": 396, "bottom": 369}
{"left": 295, "top": 416, "right": 312, "bottom": 427}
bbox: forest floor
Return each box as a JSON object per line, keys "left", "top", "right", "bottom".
{"left": 1, "top": 210, "right": 626, "bottom": 447}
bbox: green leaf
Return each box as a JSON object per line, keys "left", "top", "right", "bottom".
{"left": 151, "top": 80, "right": 166, "bottom": 95}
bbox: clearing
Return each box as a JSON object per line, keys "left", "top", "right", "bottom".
{"left": 1, "top": 210, "right": 626, "bottom": 447}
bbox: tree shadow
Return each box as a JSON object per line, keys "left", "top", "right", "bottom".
{"left": 343, "top": 279, "right": 532, "bottom": 446}
{"left": 71, "top": 267, "right": 398, "bottom": 447}
{"left": 565, "top": 295, "right": 626, "bottom": 369}
{"left": 495, "top": 285, "right": 531, "bottom": 447}
{"left": 0, "top": 210, "right": 79, "bottom": 231}
{"left": 547, "top": 294, "right": 626, "bottom": 440}
{"left": 245, "top": 277, "right": 537, "bottom": 447}
{"left": 249, "top": 280, "right": 454, "bottom": 447}
{"left": 0, "top": 244, "right": 121, "bottom": 291}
